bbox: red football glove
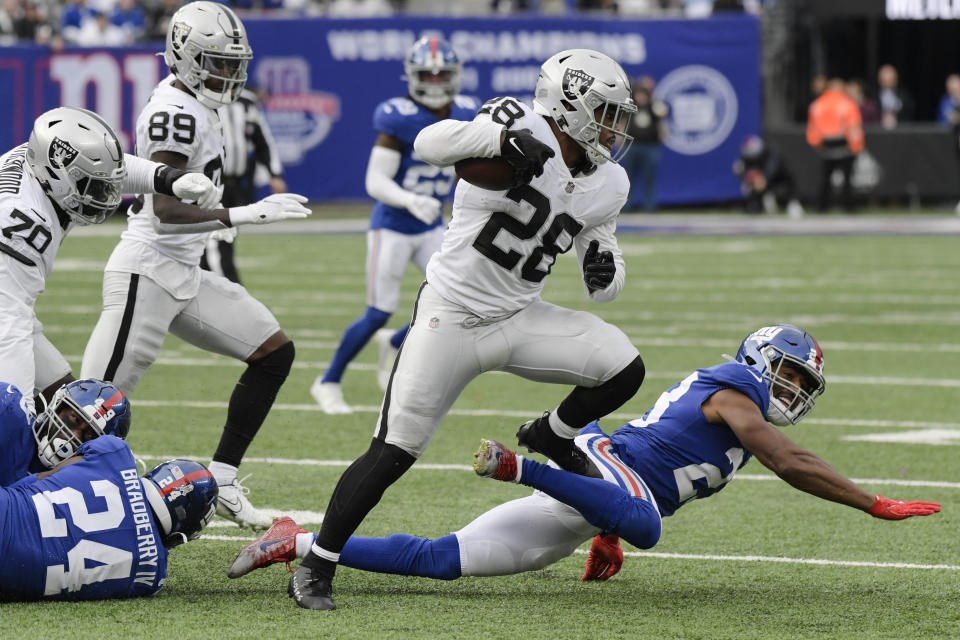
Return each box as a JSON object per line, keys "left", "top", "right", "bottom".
{"left": 867, "top": 494, "right": 941, "bottom": 520}
{"left": 581, "top": 534, "right": 624, "bottom": 582}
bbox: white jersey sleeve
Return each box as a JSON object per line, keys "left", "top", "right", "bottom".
{"left": 414, "top": 119, "right": 504, "bottom": 167}
{"left": 425, "top": 97, "right": 627, "bottom": 317}
{"left": 120, "top": 77, "right": 225, "bottom": 265}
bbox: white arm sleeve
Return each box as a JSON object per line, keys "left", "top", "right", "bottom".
{"left": 121, "top": 153, "right": 162, "bottom": 195}
{"left": 365, "top": 146, "right": 416, "bottom": 209}
{"left": 413, "top": 119, "right": 505, "bottom": 167}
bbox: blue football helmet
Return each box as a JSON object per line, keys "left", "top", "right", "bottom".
{"left": 32, "top": 378, "right": 132, "bottom": 468}
{"left": 142, "top": 459, "right": 219, "bottom": 548}
{"left": 403, "top": 35, "right": 461, "bottom": 109}
{"left": 735, "top": 324, "right": 825, "bottom": 426}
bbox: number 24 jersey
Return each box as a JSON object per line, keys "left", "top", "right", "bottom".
{"left": 0, "top": 435, "right": 169, "bottom": 600}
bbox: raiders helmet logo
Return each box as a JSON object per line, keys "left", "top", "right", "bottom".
{"left": 48, "top": 137, "right": 78, "bottom": 168}
{"left": 562, "top": 68, "right": 595, "bottom": 101}
{"left": 171, "top": 21, "right": 191, "bottom": 48}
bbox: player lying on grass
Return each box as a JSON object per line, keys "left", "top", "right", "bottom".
{"left": 0, "top": 435, "right": 218, "bottom": 600}
{"left": 0, "top": 378, "right": 131, "bottom": 487}
{"left": 228, "top": 324, "right": 940, "bottom": 584}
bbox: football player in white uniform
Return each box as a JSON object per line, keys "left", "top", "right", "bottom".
{"left": 311, "top": 35, "right": 479, "bottom": 414}
{"left": 80, "top": 1, "right": 311, "bottom": 530}
{"left": 0, "top": 106, "right": 218, "bottom": 415}
{"left": 289, "top": 49, "right": 647, "bottom": 610}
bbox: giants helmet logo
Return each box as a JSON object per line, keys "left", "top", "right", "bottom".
{"left": 48, "top": 137, "right": 78, "bottom": 168}
{"left": 562, "top": 68, "right": 595, "bottom": 101}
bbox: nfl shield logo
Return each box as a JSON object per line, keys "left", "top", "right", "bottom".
{"left": 429, "top": 317, "right": 440, "bottom": 329}
{"left": 565, "top": 182, "right": 575, "bottom": 193}
{"left": 562, "top": 68, "right": 595, "bottom": 101}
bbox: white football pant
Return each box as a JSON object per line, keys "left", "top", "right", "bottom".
{"left": 366, "top": 227, "right": 442, "bottom": 313}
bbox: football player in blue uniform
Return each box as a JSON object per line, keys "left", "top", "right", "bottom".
{"left": 0, "top": 378, "right": 131, "bottom": 487}
{"left": 230, "top": 325, "right": 940, "bottom": 587}
{"left": 311, "top": 35, "right": 480, "bottom": 414}
{"left": 0, "top": 435, "right": 217, "bottom": 600}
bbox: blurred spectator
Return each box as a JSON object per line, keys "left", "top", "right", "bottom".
{"left": 146, "top": 0, "right": 182, "bottom": 41}
{"left": 732, "top": 135, "right": 803, "bottom": 217}
{"left": 936, "top": 74, "right": 960, "bottom": 128}
{"left": 622, "top": 76, "right": 668, "bottom": 212}
{"left": 806, "top": 77, "right": 864, "bottom": 212}
{"left": 876, "top": 64, "right": 914, "bottom": 129}
{"left": 684, "top": 0, "right": 713, "bottom": 17}
{"left": 845, "top": 78, "right": 879, "bottom": 124}
{"left": 64, "top": 8, "right": 128, "bottom": 46}
{"left": 578, "top": 0, "right": 617, "bottom": 10}
{"left": 110, "top": 0, "right": 145, "bottom": 41}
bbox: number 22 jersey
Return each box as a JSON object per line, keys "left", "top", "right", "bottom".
{"left": 0, "top": 435, "right": 169, "bottom": 600}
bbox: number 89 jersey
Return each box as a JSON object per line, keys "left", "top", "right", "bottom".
{"left": 370, "top": 95, "right": 479, "bottom": 235}
{"left": 122, "top": 75, "right": 225, "bottom": 265}
{"left": 0, "top": 435, "right": 169, "bottom": 600}
{"left": 0, "top": 144, "right": 69, "bottom": 304}
{"left": 425, "top": 97, "right": 630, "bottom": 318}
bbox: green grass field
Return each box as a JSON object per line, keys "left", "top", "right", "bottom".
{"left": 2, "top": 217, "right": 959, "bottom": 639}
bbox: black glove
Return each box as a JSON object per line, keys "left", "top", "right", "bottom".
{"left": 500, "top": 129, "right": 555, "bottom": 185}
{"left": 583, "top": 239, "right": 615, "bottom": 293}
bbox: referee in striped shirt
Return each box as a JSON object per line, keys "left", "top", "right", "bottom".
{"left": 201, "top": 87, "right": 287, "bottom": 284}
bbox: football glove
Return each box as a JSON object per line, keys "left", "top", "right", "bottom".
{"left": 581, "top": 534, "right": 623, "bottom": 582}
{"left": 404, "top": 193, "right": 442, "bottom": 224}
{"left": 500, "top": 129, "right": 555, "bottom": 185}
{"left": 583, "top": 239, "right": 616, "bottom": 293}
{"left": 229, "top": 193, "right": 311, "bottom": 226}
{"left": 154, "top": 166, "right": 219, "bottom": 209}
{"left": 867, "top": 494, "right": 941, "bottom": 520}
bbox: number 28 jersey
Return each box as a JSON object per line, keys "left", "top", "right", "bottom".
{"left": 425, "top": 97, "right": 630, "bottom": 318}
{"left": 0, "top": 435, "right": 169, "bottom": 600}
{"left": 121, "top": 75, "right": 225, "bottom": 266}
{"left": 607, "top": 361, "right": 769, "bottom": 517}
{"left": 0, "top": 144, "right": 70, "bottom": 304}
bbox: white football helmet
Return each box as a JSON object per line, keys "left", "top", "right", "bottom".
{"left": 163, "top": 1, "right": 252, "bottom": 108}
{"left": 26, "top": 106, "right": 125, "bottom": 225}
{"left": 403, "top": 35, "right": 461, "bottom": 110}
{"left": 533, "top": 49, "right": 637, "bottom": 165}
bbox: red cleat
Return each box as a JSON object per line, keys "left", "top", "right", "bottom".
{"left": 227, "top": 516, "right": 308, "bottom": 578}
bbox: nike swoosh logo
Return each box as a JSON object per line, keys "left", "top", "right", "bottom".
{"left": 5, "top": 384, "right": 13, "bottom": 395}
{"left": 508, "top": 137, "right": 524, "bottom": 156}
{"left": 170, "top": 104, "right": 185, "bottom": 109}
{"left": 747, "top": 370, "right": 763, "bottom": 383}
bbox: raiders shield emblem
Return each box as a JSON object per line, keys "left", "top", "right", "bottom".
{"left": 49, "top": 137, "right": 78, "bottom": 168}
{"left": 171, "top": 21, "right": 191, "bottom": 48}
{"left": 562, "top": 68, "right": 595, "bottom": 101}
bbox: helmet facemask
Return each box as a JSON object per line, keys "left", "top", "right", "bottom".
{"left": 163, "top": 2, "right": 253, "bottom": 108}
{"left": 403, "top": 36, "right": 461, "bottom": 110}
{"left": 758, "top": 346, "right": 825, "bottom": 426}
{"left": 27, "top": 108, "right": 126, "bottom": 226}
{"left": 533, "top": 49, "right": 637, "bottom": 166}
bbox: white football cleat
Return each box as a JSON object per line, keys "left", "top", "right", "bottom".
{"left": 310, "top": 379, "right": 353, "bottom": 414}
{"left": 375, "top": 329, "right": 398, "bottom": 392}
{"left": 216, "top": 475, "right": 273, "bottom": 530}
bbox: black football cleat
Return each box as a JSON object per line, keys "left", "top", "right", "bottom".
{"left": 516, "top": 412, "right": 602, "bottom": 479}
{"left": 288, "top": 564, "right": 336, "bottom": 610}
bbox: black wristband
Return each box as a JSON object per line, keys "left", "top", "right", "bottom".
{"left": 154, "top": 165, "right": 186, "bottom": 197}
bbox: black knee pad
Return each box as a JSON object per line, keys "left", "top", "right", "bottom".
{"left": 250, "top": 340, "right": 295, "bottom": 378}
{"left": 607, "top": 354, "right": 645, "bottom": 396}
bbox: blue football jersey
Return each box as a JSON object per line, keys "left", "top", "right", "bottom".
{"left": 608, "top": 361, "right": 770, "bottom": 517}
{"left": 0, "top": 382, "right": 44, "bottom": 487}
{"left": 0, "top": 435, "right": 169, "bottom": 600}
{"left": 369, "top": 95, "right": 479, "bottom": 234}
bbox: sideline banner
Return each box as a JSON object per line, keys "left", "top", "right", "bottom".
{"left": 0, "top": 14, "right": 758, "bottom": 205}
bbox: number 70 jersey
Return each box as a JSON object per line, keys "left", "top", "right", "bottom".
{"left": 0, "top": 436, "right": 169, "bottom": 600}
{"left": 425, "top": 97, "right": 630, "bottom": 318}
{"left": 0, "top": 144, "right": 70, "bottom": 305}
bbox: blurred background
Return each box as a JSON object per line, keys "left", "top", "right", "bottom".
{"left": 2, "top": 0, "right": 958, "bottom": 213}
